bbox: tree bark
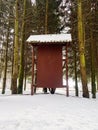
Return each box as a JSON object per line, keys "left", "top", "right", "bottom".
{"left": 18, "top": 0, "right": 26, "bottom": 94}
{"left": 2, "top": 23, "right": 10, "bottom": 94}
{"left": 43, "top": 0, "right": 49, "bottom": 93}
{"left": 12, "top": 0, "right": 19, "bottom": 94}
{"left": 77, "top": 0, "right": 89, "bottom": 98}
{"left": 90, "top": 32, "right": 96, "bottom": 98}
{"left": 10, "top": 39, "right": 14, "bottom": 90}
{"left": 90, "top": 1, "right": 96, "bottom": 98}
{"left": 74, "top": 49, "right": 78, "bottom": 96}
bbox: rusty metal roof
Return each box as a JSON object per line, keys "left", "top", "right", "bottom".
{"left": 26, "top": 34, "right": 71, "bottom": 44}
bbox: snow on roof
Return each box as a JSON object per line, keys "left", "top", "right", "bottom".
{"left": 26, "top": 34, "right": 71, "bottom": 44}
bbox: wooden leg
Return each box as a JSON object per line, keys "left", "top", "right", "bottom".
{"left": 66, "top": 44, "right": 69, "bottom": 96}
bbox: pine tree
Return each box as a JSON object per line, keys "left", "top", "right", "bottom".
{"left": 2, "top": 21, "right": 10, "bottom": 94}
{"left": 18, "top": 0, "right": 27, "bottom": 94}
{"left": 12, "top": 0, "right": 19, "bottom": 94}
{"left": 36, "top": 0, "right": 61, "bottom": 34}
{"left": 90, "top": 1, "right": 97, "bottom": 98}
{"left": 77, "top": 0, "right": 89, "bottom": 98}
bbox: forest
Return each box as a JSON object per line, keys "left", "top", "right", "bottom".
{"left": 0, "top": 0, "right": 98, "bottom": 98}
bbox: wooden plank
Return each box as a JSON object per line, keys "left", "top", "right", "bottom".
{"left": 36, "top": 45, "right": 62, "bottom": 88}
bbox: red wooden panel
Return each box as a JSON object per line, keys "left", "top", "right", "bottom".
{"left": 37, "top": 45, "right": 62, "bottom": 88}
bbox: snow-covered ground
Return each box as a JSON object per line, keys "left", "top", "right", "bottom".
{"left": 0, "top": 87, "right": 98, "bottom": 130}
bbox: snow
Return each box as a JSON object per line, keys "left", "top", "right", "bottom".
{"left": 0, "top": 88, "right": 98, "bottom": 130}
{"left": 31, "top": 0, "right": 35, "bottom": 4}
{"left": 26, "top": 34, "right": 71, "bottom": 43}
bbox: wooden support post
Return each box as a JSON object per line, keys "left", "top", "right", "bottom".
{"left": 66, "top": 43, "right": 69, "bottom": 96}
{"left": 31, "top": 47, "right": 34, "bottom": 95}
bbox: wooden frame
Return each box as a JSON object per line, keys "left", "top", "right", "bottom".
{"left": 31, "top": 44, "right": 69, "bottom": 96}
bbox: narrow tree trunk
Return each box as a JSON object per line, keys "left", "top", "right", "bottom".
{"left": 12, "top": 0, "right": 19, "bottom": 94}
{"left": 90, "top": 31, "right": 96, "bottom": 98}
{"left": 24, "top": 39, "right": 27, "bottom": 91}
{"left": 91, "top": 43, "right": 96, "bottom": 98}
{"left": 24, "top": 70, "right": 26, "bottom": 91}
{"left": 90, "top": 1, "right": 96, "bottom": 98}
{"left": 77, "top": 0, "right": 89, "bottom": 98}
{"left": 43, "top": 0, "right": 49, "bottom": 93}
{"left": 94, "top": 2, "right": 98, "bottom": 92}
{"left": 10, "top": 39, "right": 14, "bottom": 90}
{"left": 0, "top": 49, "right": 3, "bottom": 79}
{"left": 95, "top": 27, "right": 98, "bottom": 91}
{"left": 97, "top": 69, "right": 98, "bottom": 91}
{"left": 74, "top": 49, "right": 78, "bottom": 96}
{"left": 2, "top": 25, "right": 10, "bottom": 94}
{"left": 18, "top": 0, "right": 26, "bottom": 94}
{"left": 70, "top": 0, "right": 79, "bottom": 97}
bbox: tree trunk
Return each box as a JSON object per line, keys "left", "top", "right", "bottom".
{"left": 90, "top": 30, "right": 96, "bottom": 98}
{"left": 94, "top": 2, "right": 98, "bottom": 92}
{"left": 18, "top": 0, "right": 26, "bottom": 94}
{"left": 12, "top": 0, "right": 19, "bottom": 94}
{"left": 90, "top": 1, "right": 96, "bottom": 98}
{"left": 77, "top": 0, "right": 89, "bottom": 98}
{"left": 10, "top": 39, "right": 14, "bottom": 90}
{"left": 74, "top": 49, "right": 78, "bottom": 96}
{"left": 43, "top": 0, "right": 49, "bottom": 93}
{"left": 24, "top": 39, "right": 28, "bottom": 91}
{"left": 24, "top": 70, "right": 26, "bottom": 91}
{"left": 97, "top": 69, "right": 98, "bottom": 91}
{"left": 2, "top": 23, "right": 10, "bottom": 94}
